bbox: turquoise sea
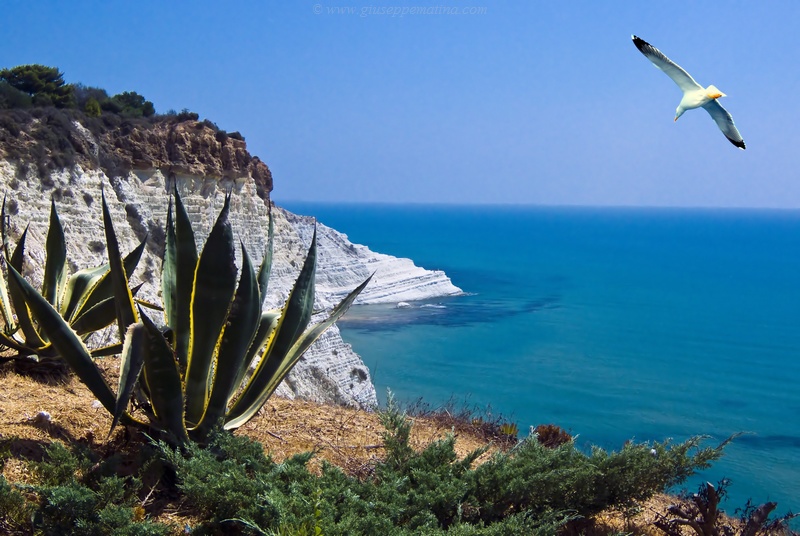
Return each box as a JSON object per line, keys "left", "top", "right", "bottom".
{"left": 282, "top": 202, "right": 800, "bottom": 512}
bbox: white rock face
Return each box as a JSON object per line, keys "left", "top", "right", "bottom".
{"left": 270, "top": 207, "right": 462, "bottom": 309}
{"left": 0, "top": 161, "right": 461, "bottom": 408}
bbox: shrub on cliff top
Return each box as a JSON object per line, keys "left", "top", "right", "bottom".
{"left": 0, "top": 442, "right": 169, "bottom": 535}
{"left": 156, "top": 399, "right": 729, "bottom": 534}
{"left": 0, "top": 81, "right": 33, "bottom": 110}
{"left": 84, "top": 97, "right": 102, "bottom": 117}
{"left": 102, "top": 91, "right": 155, "bottom": 118}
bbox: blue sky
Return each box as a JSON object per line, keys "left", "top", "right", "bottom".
{"left": 3, "top": 1, "right": 799, "bottom": 207}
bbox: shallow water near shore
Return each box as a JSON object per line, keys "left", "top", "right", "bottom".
{"left": 282, "top": 201, "right": 800, "bottom": 513}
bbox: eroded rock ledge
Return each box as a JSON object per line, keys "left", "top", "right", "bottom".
{"left": 0, "top": 111, "right": 272, "bottom": 201}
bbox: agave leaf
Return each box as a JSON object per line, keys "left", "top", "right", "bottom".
{"left": 0, "top": 200, "right": 15, "bottom": 330}
{"left": 0, "top": 333, "right": 56, "bottom": 358}
{"left": 1, "top": 196, "right": 10, "bottom": 260}
{"left": 0, "top": 330, "right": 33, "bottom": 354}
{"left": 266, "top": 229, "right": 317, "bottom": 357}
{"left": 163, "top": 188, "right": 198, "bottom": 369}
{"left": 184, "top": 194, "right": 237, "bottom": 426}
{"left": 73, "top": 238, "right": 146, "bottom": 321}
{"left": 90, "top": 342, "right": 124, "bottom": 357}
{"left": 225, "top": 273, "right": 370, "bottom": 430}
{"left": 230, "top": 310, "right": 280, "bottom": 401}
{"left": 139, "top": 308, "right": 189, "bottom": 444}
{"left": 70, "top": 297, "right": 117, "bottom": 336}
{"left": 111, "top": 324, "right": 146, "bottom": 435}
{"left": 6, "top": 264, "right": 116, "bottom": 412}
{"left": 101, "top": 189, "right": 138, "bottom": 338}
{"left": 257, "top": 205, "right": 274, "bottom": 306}
{"left": 8, "top": 226, "right": 26, "bottom": 274}
{"left": 194, "top": 243, "right": 261, "bottom": 436}
{"left": 226, "top": 230, "right": 317, "bottom": 424}
{"left": 71, "top": 283, "right": 144, "bottom": 336}
{"left": 133, "top": 298, "right": 163, "bottom": 311}
{"left": 41, "top": 200, "right": 67, "bottom": 307}
{"left": 6, "top": 227, "right": 47, "bottom": 349}
{"left": 60, "top": 264, "right": 109, "bottom": 320}
{"left": 266, "top": 275, "right": 371, "bottom": 393}
{"left": 161, "top": 200, "right": 178, "bottom": 336}
{"left": 0, "top": 266, "right": 16, "bottom": 333}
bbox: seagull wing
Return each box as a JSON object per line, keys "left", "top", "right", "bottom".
{"left": 632, "top": 35, "right": 702, "bottom": 93}
{"left": 702, "top": 100, "right": 746, "bottom": 149}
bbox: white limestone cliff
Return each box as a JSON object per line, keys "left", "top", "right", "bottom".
{"left": 0, "top": 161, "right": 461, "bottom": 409}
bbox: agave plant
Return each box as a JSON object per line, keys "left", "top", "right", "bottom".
{"left": 9, "top": 186, "right": 370, "bottom": 444}
{"left": 0, "top": 197, "right": 146, "bottom": 365}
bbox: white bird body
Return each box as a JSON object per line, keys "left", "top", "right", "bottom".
{"left": 632, "top": 35, "right": 745, "bottom": 150}
{"left": 677, "top": 84, "right": 724, "bottom": 117}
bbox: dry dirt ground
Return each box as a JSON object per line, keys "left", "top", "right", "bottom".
{"left": 0, "top": 359, "right": 733, "bottom": 535}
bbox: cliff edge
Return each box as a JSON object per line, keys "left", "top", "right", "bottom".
{"left": 0, "top": 110, "right": 462, "bottom": 408}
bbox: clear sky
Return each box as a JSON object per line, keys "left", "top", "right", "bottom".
{"left": 2, "top": 1, "right": 799, "bottom": 207}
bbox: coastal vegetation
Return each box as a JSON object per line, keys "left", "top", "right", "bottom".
{"left": 0, "top": 63, "right": 246, "bottom": 180}
{"left": 0, "top": 64, "right": 154, "bottom": 117}
{"left": 0, "top": 390, "right": 738, "bottom": 535}
{"left": 0, "top": 63, "right": 796, "bottom": 534}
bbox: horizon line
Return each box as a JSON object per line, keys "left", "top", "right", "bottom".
{"left": 272, "top": 199, "right": 800, "bottom": 212}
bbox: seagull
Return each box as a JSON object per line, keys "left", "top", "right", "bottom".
{"left": 632, "top": 35, "right": 745, "bottom": 150}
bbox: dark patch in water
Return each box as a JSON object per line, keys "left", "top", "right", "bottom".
{"left": 520, "top": 294, "right": 561, "bottom": 314}
{"left": 339, "top": 292, "right": 562, "bottom": 332}
{"left": 717, "top": 398, "right": 748, "bottom": 410}
{"left": 736, "top": 434, "right": 800, "bottom": 449}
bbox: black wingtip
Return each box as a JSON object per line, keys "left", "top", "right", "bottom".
{"left": 632, "top": 35, "right": 649, "bottom": 52}
{"left": 726, "top": 136, "right": 746, "bottom": 150}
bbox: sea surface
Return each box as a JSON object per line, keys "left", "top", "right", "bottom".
{"left": 282, "top": 202, "right": 800, "bottom": 513}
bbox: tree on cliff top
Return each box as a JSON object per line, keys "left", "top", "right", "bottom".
{"left": 0, "top": 64, "right": 74, "bottom": 108}
{"left": 0, "top": 64, "right": 160, "bottom": 119}
{"left": 102, "top": 91, "right": 155, "bottom": 118}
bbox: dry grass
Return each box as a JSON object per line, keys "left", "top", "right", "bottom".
{"left": 0, "top": 359, "right": 753, "bottom": 535}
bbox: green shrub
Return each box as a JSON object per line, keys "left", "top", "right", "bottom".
{"left": 466, "top": 434, "right": 729, "bottom": 524}
{"left": 0, "top": 475, "right": 32, "bottom": 533}
{"left": 0, "top": 81, "right": 33, "bottom": 109}
{"left": 161, "top": 431, "right": 282, "bottom": 530}
{"left": 0, "top": 442, "right": 169, "bottom": 536}
{"left": 104, "top": 91, "right": 155, "bottom": 118}
{"left": 0, "top": 112, "right": 22, "bottom": 138}
{"left": 84, "top": 97, "right": 102, "bottom": 117}
{"left": 72, "top": 83, "right": 109, "bottom": 110}
{"left": 158, "top": 398, "right": 728, "bottom": 535}
{"left": 176, "top": 109, "right": 199, "bottom": 121}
